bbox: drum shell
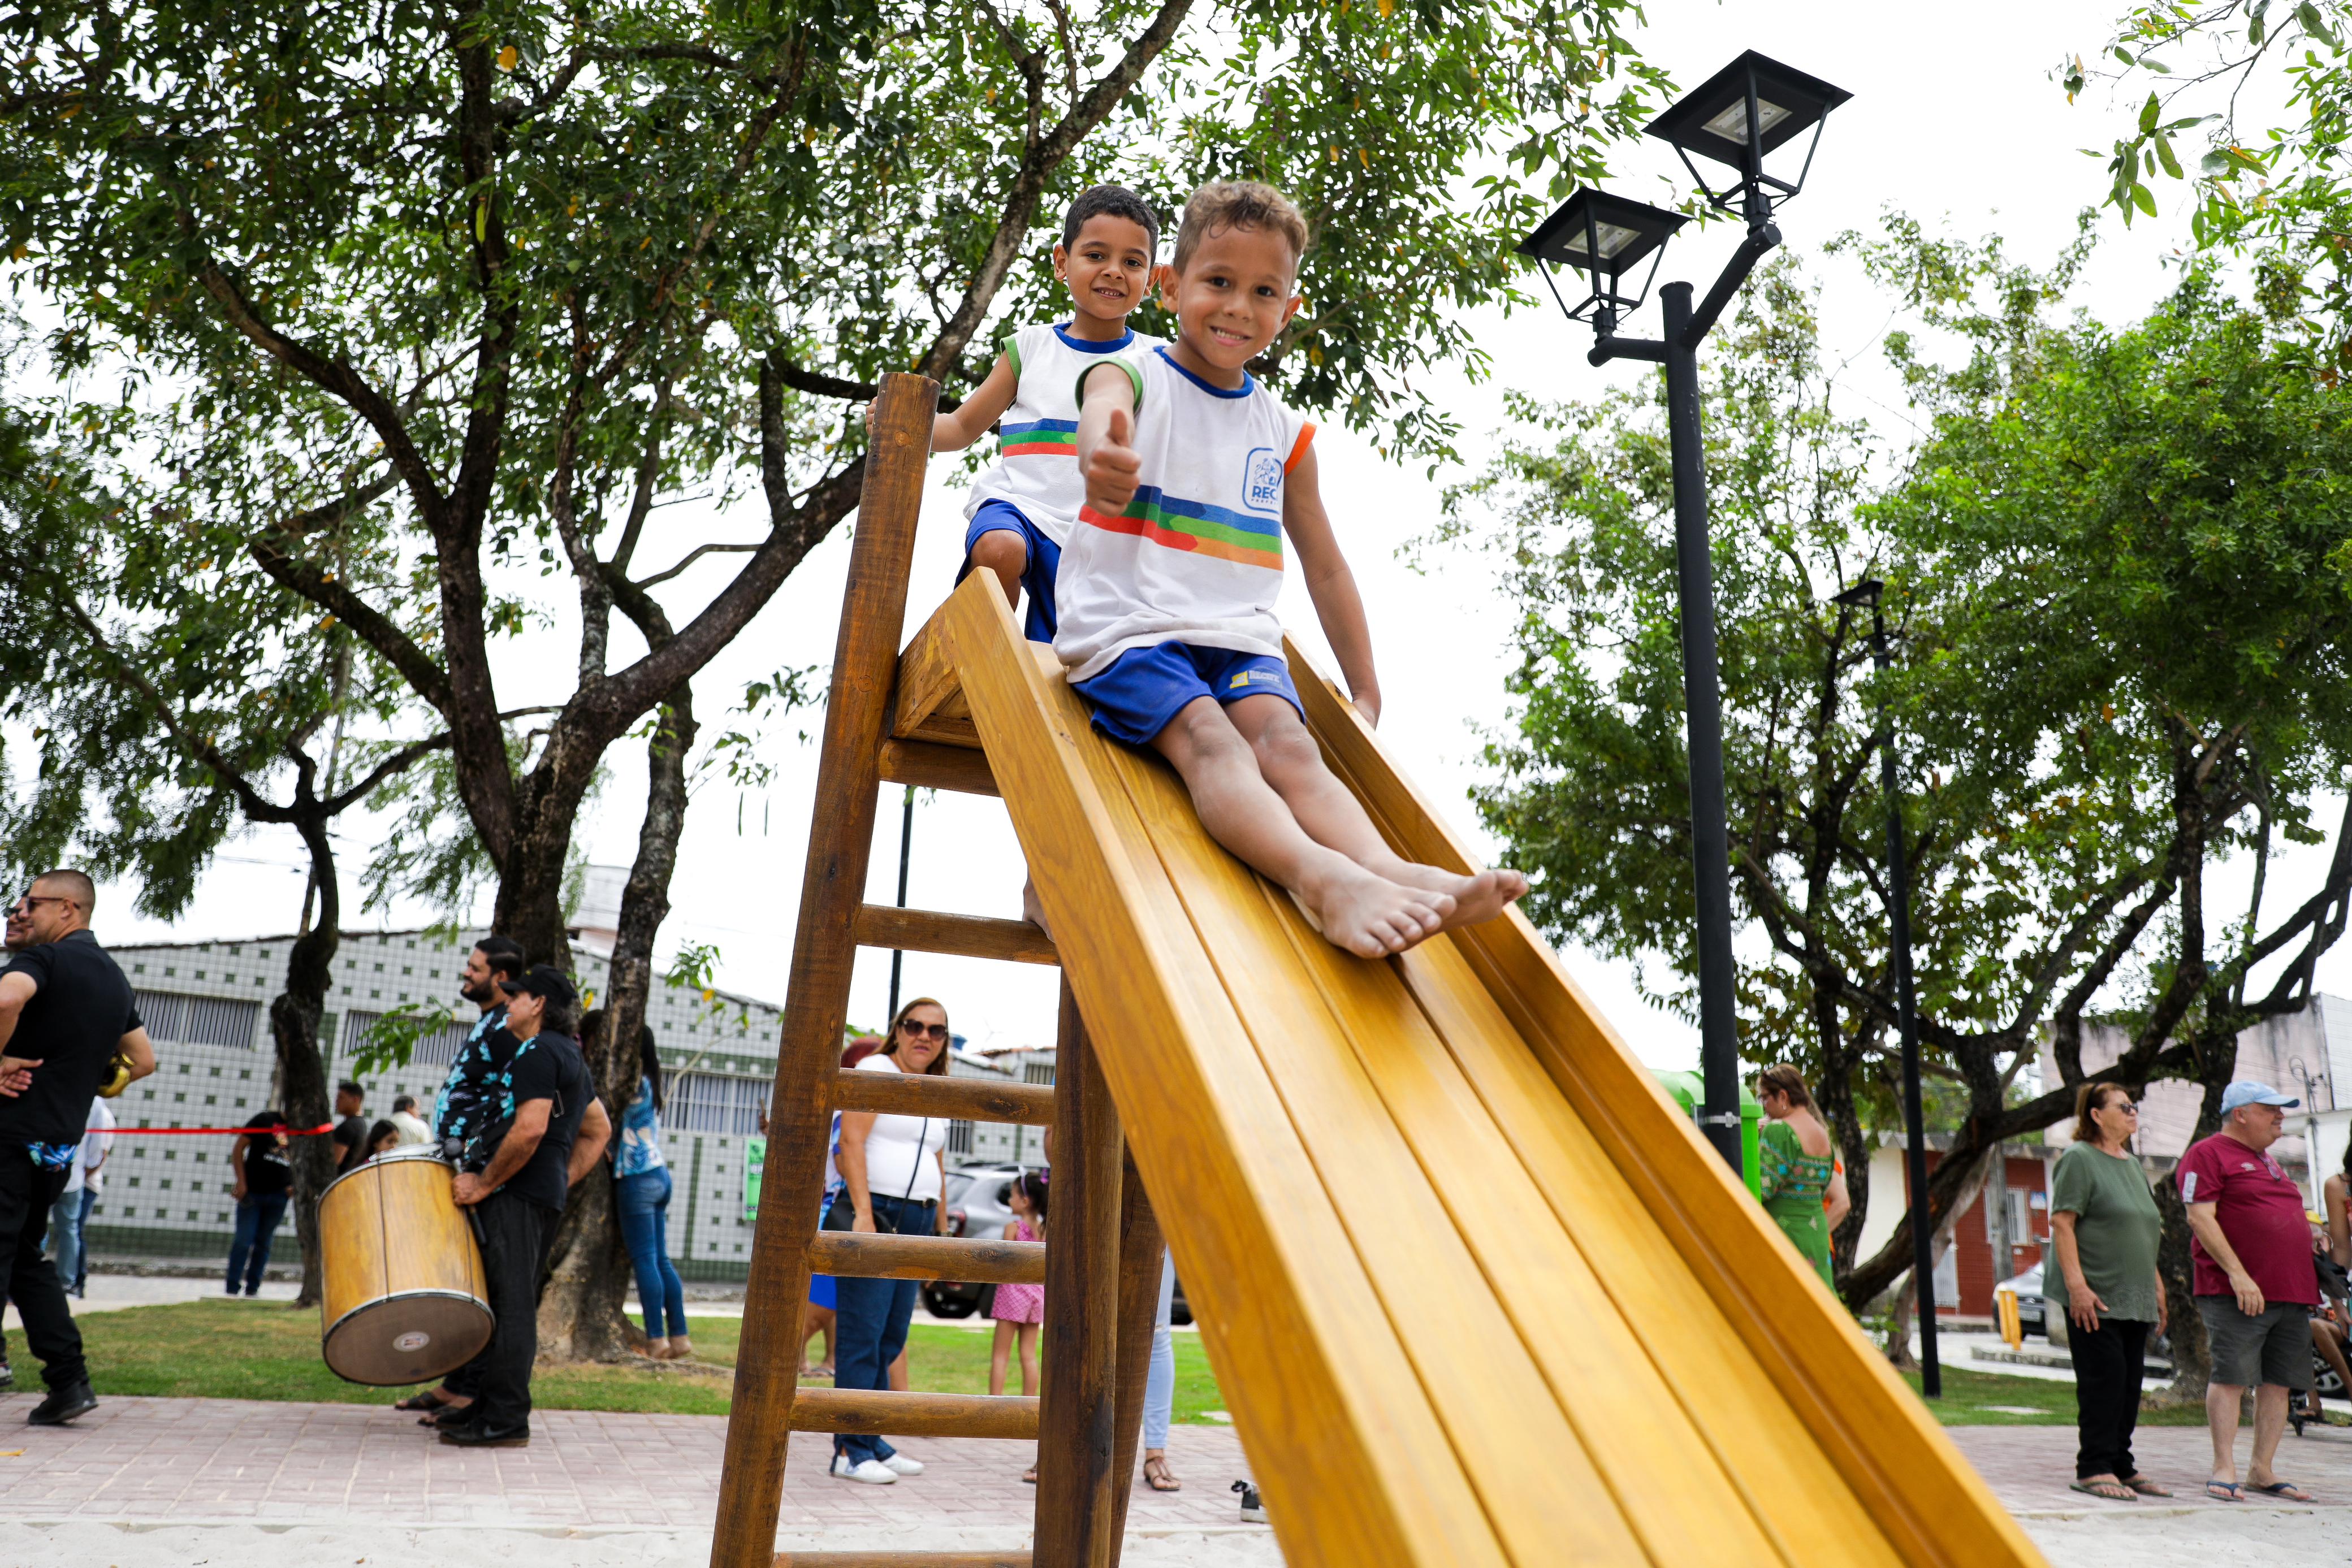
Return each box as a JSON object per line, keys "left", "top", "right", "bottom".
{"left": 317, "top": 1150, "right": 493, "bottom": 1386}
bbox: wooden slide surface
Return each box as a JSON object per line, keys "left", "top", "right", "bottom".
{"left": 932, "top": 573, "right": 2046, "bottom": 1568}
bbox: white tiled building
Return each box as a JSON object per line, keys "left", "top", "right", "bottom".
{"left": 92, "top": 922, "right": 1049, "bottom": 1280}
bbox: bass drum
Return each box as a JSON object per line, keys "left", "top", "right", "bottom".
{"left": 317, "top": 1147, "right": 494, "bottom": 1385}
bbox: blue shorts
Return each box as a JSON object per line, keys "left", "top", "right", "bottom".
{"left": 809, "top": 1271, "right": 837, "bottom": 1311}
{"left": 1070, "top": 642, "right": 1303, "bottom": 747}
{"left": 959, "top": 500, "right": 1061, "bottom": 642}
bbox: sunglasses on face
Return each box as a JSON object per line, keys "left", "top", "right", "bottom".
{"left": 9, "top": 894, "right": 70, "bottom": 915}
{"left": 900, "top": 1020, "right": 949, "bottom": 1039}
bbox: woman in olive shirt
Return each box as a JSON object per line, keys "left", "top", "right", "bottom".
{"left": 2048, "top": 1082, "right": 2169, "bottom": 1502}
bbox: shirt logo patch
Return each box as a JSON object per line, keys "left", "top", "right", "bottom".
{"left": 1227, "top": 670, "right": 1280, "bottom": 691}
{"left": 1242, "top": 447, "right": 1284, "bottom": 514}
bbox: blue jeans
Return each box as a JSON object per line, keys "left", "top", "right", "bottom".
{"left": 45, "top": 1189, "right": 84, "bottom": 1298}
{"left": 227, "top": 1192, "right": 289, "bottom": 1295}
{"left": 616, "top": 1168, "right": 686, "bottom": 1341}
{"left": 73, "top": 1187, "right": 96, "bottom": 1295}
{"left": 829, "top": 1193, "right": 936, "bottom": 1465}
{"left": 1144, "top": 1253, "right": 1176, "bottom": 1449}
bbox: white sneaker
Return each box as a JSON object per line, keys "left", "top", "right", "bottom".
{"left": 880, "top": 1453, "right": 924, "bottom": 1476}
{"left": 831, "top": 1456, "right": 898, "bottom": 1485}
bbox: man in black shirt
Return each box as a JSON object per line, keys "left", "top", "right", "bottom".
{"left": 0, "top": 870, "right": 157, "bottom": 1424}
{"left": 438, "top": 965, "right": 609, "bottom": 1447}
{"left": 330, "top": 1081, "right": 369, "bottom": 1176}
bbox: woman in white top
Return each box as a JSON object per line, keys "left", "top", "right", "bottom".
{"left": 826, "top": 997, "right": 953, "bottom": 1485}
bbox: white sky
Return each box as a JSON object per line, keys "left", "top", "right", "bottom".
{"left": 85, "top": 0, "right": 2352, "bottom": 1071}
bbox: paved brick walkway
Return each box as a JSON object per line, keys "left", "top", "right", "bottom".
{"left": 0, "top": 1392, "right": 1255, "bottom": 1534}
{"left": 1948, "top": 1422, "right": 2352, "bottom": 1513}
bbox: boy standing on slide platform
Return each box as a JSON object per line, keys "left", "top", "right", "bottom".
{"left": 926, "top": 185, "right": 1166, "bottom": 641}
{"left": 1065, "top": 181, "right": 1525, "bottom": 959}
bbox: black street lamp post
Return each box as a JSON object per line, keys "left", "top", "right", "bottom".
{"left": 1519, "top": 52, "right": 1849, "bottom": 1173}
{"left": 1835, "top": 578, "right": 1942, "bottom": 1397}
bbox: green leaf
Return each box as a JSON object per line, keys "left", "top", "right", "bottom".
{"left": 2201, "top": 148, "right": 2235, "bottom": 177}
{"left": 2154, "top": 133, "right": 2184, "bottom": 179}
{"left": 2115, "top": 45, "right": 2137, "bottom": 65}
{"left": 2299, "top": 2, "right": 2331, "bottom": 39}
{"left": 2134, "top": 181, "right": 2160, "bottom": 216}
{"left": 2139, "top": 90, "right": 2161, "bottom": 134}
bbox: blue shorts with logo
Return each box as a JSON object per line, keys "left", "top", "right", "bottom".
{"left": 959, "top": 500, "right": 1061, "bottom": 642}
{"left": 1070, "top": 642, "right": 1304, "bottom": 747}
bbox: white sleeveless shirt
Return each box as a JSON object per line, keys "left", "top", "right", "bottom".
{"left": 964, "top": 322, "right": 1168, "bottom": 546}
{"left": 1053, "top": 345, "right": 1315, "bottom": 682}
{"left": 851, "top": 1054, "right": 946, "bottom": 1202}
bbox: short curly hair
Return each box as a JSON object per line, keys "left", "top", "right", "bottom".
{"left": 1171, "top": 180, "right": 1308, "bottom": 272}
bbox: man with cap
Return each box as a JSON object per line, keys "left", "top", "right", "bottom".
{"left": 434, "top": 964, "right": 609, "bottom": 1448}
{"left": 0, "top": 870, "right": 157, "bottom": 1424}
{"left": 2180, "top": 1080, "right": 2320, "bottom": 1502}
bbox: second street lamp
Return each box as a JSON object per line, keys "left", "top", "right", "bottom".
{"left": 1518, "top": 51, "right": 1849, "bottom": 1173}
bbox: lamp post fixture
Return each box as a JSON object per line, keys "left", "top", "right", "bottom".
{"left": 1519, "top": 51, "right": 1850, "bottom": 1174}
{"left": 1834, "top": 578, "right": 1941, "bottom": 1398}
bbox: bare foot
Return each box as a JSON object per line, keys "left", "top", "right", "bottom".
{"left": 1021, "top": 876, "right": 1053, "bottom": 941}
{"left": 1301, "top": 868, "right": 1452, "bottom": 958}
{"left": 1377, "top": 863, "right": 1528, "bottom": 932}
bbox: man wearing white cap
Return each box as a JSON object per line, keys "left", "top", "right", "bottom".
{"left": 2180, "top": 1080, "right": 2319, "bottom": 1502}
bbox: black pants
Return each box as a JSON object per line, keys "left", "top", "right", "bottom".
{"left": 444, "top": 1189, "right": 560, "bottom": 1431}
{"left": 2065, "top": 1314, "right": 2151, "bottom": 1479}
{"left": 0, "top": 1147, "right": 85, "bottom": 1390}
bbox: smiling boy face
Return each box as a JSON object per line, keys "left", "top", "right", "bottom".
{"left": 1053, "top": 214, "right": 1156, "bottom": 328}
{"left": 1162, "top": 222, "right": 1302, "bottom": 382}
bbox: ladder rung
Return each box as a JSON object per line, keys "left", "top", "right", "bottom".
{"left": 832, "top": 1068, "right": 1056, "bottom": 1125}
{"left": 788, "top": 1388, "right": 1039, "bottom": 1440}
{"left": 854, "top": 903, "right": 1056, "bottom": 965}
{"left": 776, "top": 1553, "right": 1030, "bottom": 1567}
{"left": 807, "top": 1231, "right": 1045, "bottom": 1284}
{"left": 877, "top": 739, "right": 998, "bottom": 797}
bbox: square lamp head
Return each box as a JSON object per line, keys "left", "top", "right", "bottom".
{"left": 1517, "top": 188, "right": 1687, "bottom": 322}
{"left": 1645, "top": 50, "right": 1851, "bottom": 202}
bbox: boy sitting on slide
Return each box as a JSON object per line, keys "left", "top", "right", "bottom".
{"left": 1062, "top": 180, "right": 1525, "bottom": 958}
{"left": 926, "top": 184, "right": 1166, "bottom": 642}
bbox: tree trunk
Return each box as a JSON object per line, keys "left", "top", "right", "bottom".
{"left": 1882, "top": 1140, "right": 1995, "bottom": 1371}
{"left": 270, "top": 813, "right": 342, "bottom": 1307}
{"left": 2151, "top": 1061, "right": 2234, "bottom": 1402}
{"left": 1814, "top": 1026, "right": 1870, "bottom": 1278}
{"left": 538, "top": 686, "right": 697, "bottom": 1361}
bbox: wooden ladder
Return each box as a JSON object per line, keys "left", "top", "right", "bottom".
{"left": 711, "top": 374, "right": 1169, "bottom": 1568}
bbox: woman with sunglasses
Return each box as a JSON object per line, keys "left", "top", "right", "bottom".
{"left": 2049, "top": 1081, "right": 2169, "bottom": 1503}
{"left": 826, "top": 997, "right": 954, "bottom": 1485}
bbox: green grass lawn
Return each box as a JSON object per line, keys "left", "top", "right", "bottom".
{"left": 39, "top": 1299, "right": 2205, "bottom": 1431}
{"left": 41, "top": 1298, "right": 1230, "bottom": 1422}
{"left": 1894, "top": 1365, "right": 2209, "bottom": 1426}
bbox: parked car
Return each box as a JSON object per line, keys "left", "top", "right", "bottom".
{"left": 922, "top": 1162, "right": 1043, "bottom": 1319}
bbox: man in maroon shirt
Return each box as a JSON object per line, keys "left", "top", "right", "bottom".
{"left": 2181, "top": 1081, "right": 2319, "bottom": 1502}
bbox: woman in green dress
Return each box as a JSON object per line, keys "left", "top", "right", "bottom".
{"left": 1755, "top": 1064, "right": 1838, "bottom": 1285}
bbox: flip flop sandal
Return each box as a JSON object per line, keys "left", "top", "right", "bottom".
{"left": 2068, "top": 1480, "right": 2136, "bottom": 1502}
{"left": 2123, "top": 1477, "right": 2172, "bottom": 1497}
{"left": 2206, "top": 1481, "right": 2244, "bottom": 1502}
{"left": 1143, "top": 1456, "right": 1183, "bottom": 1492}
{"left": 394, "top": 1389, "right": 452, "bottom": 1413}
{"left": 2246, "top": 1480, "right": 2314, "bottom": 1500}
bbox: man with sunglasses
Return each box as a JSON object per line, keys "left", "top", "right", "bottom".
{"left": 0, "top": 870, "right": 156, "bottom": 1425}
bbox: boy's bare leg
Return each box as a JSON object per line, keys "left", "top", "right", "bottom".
{"left": 970, "top": 530, "right": 1028, "bottom": 610}
{"left": 1021, "top": 876, "right": 1051, "bottom": 939}
{"left": 1152, "top": 697, "right": 1452, "bottom": 958}
{"left": 1227, "top": 696, "right": 1527, "bottom": 930}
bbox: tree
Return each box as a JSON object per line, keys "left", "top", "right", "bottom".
{"left": 0, "top": 0, "right": 1667, "bottom": 972}
{"left": 3, "top": 0, "right": 1667, "bottom": 1357}
{"left": 2074, "top": 0, "right": 2352, "bottom": 341}
{"left": 0, "top": 393, "right": 455, "bottom": 1306}
{"left": 1441, "top": 229, "right": 2352, "bottom": 1362}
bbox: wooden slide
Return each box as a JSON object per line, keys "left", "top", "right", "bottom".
{"left": 915, "top": 568, "right": 2046, "bottom": 1568}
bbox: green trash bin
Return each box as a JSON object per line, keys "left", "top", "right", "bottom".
{"left": 1652, "top": 1070, "right": 1761, "bottom": 1197}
